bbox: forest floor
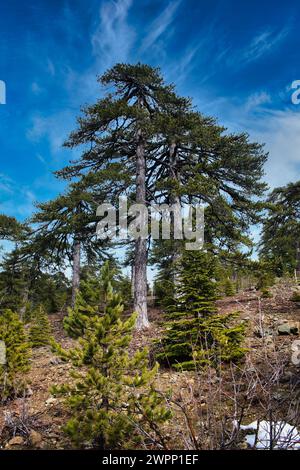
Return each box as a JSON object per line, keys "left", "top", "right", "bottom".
{"left": 0, "top": 279, "right": 299, "bottom": 450}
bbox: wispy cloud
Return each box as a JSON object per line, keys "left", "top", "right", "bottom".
{"left": 26, "top": 111, "right": 75, "bottom": 155}
{"left": 167, "top": 44, "right": 201, "bottom": 84}
{"left": 241, "top": 26, "right": 290, "bottom": 64}
{"left": 91, "top": 0, "right": 134, "bottom": 68}
{"left": 140, "top": 0, "right": 181, "bottom": 52}
{"left": 0, "top": 173, "right": 14, "bottom": 196}
{"left": 46, "top": 59, "right": 56, "bottom": 77}
{"left": 245, "top": 91, "right": 271, "bottom": 110}
{"left": 0, "top": 174, "right": 37, "bottom": 219}
{"left": 205, "top": 95, "right": 300, "bottom": 189}
{"left": 36, "top": 153, "right": 47, "bottom": 166}
{"left": 253, "top": 109, "right": 300, "bottom": 188}
{"left": 59, "top": 0, "right": 136, "bottom": 107}
{"left": 31, "top": 81, "right": 43, "bottom": 95}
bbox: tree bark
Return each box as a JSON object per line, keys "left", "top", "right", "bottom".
{"left": 71, "top": 237, "right": 81, "bottom": 307}
{"left": 19, "top": 285, "right": 29, "bottom": 322}
{"left": 134, "top": 127, "right": 149, "bottom": 329}
{"left": 131, "top": 263, "right": 135, "bottom": 300}
{"left": 169, "top": 141, "right": 181, "bottom": 288}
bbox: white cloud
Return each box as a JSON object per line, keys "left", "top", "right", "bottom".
{"left": 0, "top": 173, "right": 14, "bottom": 195}
{"left": 31, "top": 81, "right": 43, "bottom": 95}
{"left": 167, "top": 44, "right": 201, "bottom": 84}
{"left": 225, "top": 26, "right": 291, "bottom": 71}
{"left": 26, "top": 111, "right": 74, "bottom": 155}
{"left": 140, "top": 0, "right": 181, "bottom": 52}
{"left": 59, "top": 0, "right": 136, "bottom": 107}
{"left": 46, "top": 59, "right": 55, "bottom": 77}
{"left": 245, "top": 91, "right": 271, "bottom": 111}
{"left": 252, "top": 109, "right": 300, "bottom": 188}
{"left": 36, "top": 153, "right": 47, "bottom": 165}
{"left": 195, "top": 88, "right": 300, "bottom": 190}
{"left": 0, "top": 174, "right": 37, "bottom": 219}
{"left": 91, "top": 0, "right": 134, "bottom": 68}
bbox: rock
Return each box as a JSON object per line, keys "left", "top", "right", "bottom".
{"left": 276, "top": 319, "right": 289, "bottom": 326}
{"left": 265, "top": 337, "right": 274, "bottom": 349}
{"left": 45, "top": 397, "right": 57, "bottom": 406}
{"left": 277, "top": 323, "right": 299, "bottom": 336}
{"left": 279, "top": 371, "right": 293, "bottom": 383}
{"left": 49, "top": 357, "right": 61, "bottom": 365}
{"left": 25, "top": 387, "right": 33, "bottom": 397}
{"left": 239, "top": 441, "right": 248, "bottom": 450}
{"left": 29, "top": 430, "right": 42, "bottom": 447}
{"left": 209, "top": 376, "right": 220, "bottom": 384}
{"left": 273, "top": 392, "right": 285, "bottom": 401}
{"left": 7, "top": 436, "right": 24, "bottom": 446}
{"left": 265, "top": 336, "right": 274, "bottom": 344}
{"left": 254, "top": 328, "right": 273, "bottom": 338}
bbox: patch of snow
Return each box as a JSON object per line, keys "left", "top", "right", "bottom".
{"left": 235, "top": 420, "right": 300, "bottom": 450}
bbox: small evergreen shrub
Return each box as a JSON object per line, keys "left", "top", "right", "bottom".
{"left": 155, "top": 251, "right": 246, "bottom": 370}
{"left": 29, "top": 305, "right": 52, "bottom": 348}
{"left": 52, "top": 290, "right": 171, "bottom": 449}
{"left": 224, "top": 278, "right": 236, "bottom": 297}
{"left": 79, "top": 276, "right": 102, "bottom": 306}
{"left": 255, "top": 267, "right": 275, "bottom": 290}
{"left": 63, "top": 291, "right": 99, "bottom": 338}
{"left": 0, "top": 309, "right": 31, "bottom": 401}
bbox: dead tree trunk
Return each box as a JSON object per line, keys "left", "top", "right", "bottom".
{"left": 71, "top": 237, "right": 81, "bottom": 307}
{"left": 134, "top": 126, "right": 149, "bottom": 329}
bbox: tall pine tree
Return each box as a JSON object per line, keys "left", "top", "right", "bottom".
{"left": 260, "top": 180, "right": 300, "bottom": 276}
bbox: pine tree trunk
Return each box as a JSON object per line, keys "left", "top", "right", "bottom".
{"left": 134, "top": 127, "right": 149, "bottom": 329}
{"left": 169, "top": 141, "right": 181, "bottom": 289}
{"left": 71, "top": 238, "right": 81, "bottom": 307}
{"left": 19, "top": 285, "right": 29, "bottom": 321}
{"left": 131, "top": 263, "right": 135, "bottom": 300}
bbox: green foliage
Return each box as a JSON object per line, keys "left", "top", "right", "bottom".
{"left": 260, "top": 181, "right": 300, "bottom": 276}
{"left": 114, "top": 275, "right": 132, "bottom": 307}
{"left": 30, "top": 272, "right": 70, "bottom": 313}
{"left": 0, "top": 250, "right": 28, "bottom": 311}
{"left": 223, "top": 278, "right": 236, "bottom": 297}
{"left": 52, "top": 291, "right": 171, "bottom": 449}
{"left": 79, "top": 276, "right": 102, "bottom": 306}
{"left": 155, "top": 250, "right": 246, "bottom": 370}
{"left": 255, "top": 270, "right": 275, "bottom": 290}
{"left": 63, "top": 292, "right": 99, "bottom": 339}
{"left": 260, "top": 288, "right": 273, "bottom": 299}
{"left": 0, "top": 215, "right": 29, "bottom": 242}
{"left": 0, "top": 246, "right": 69, "bottom": 314}
{"left": 290, "top": 290, "right": 300, "bottom": 302}
{"left": 57, "top": 62, "right": 267, "bottom": 264}
{"left": 80, "top": 260, "right": 132, "bottom": 308}
{"left": 29, "top": 305, "right": 52, "bottom": 348}
{"left": 29, "top": 186, "right": 106, "bottom": 269}
{"left": 65, "top": 259, "right": 133, "bottom": 339}
{"left": 0, "top": 309, "right": 31, "bottom": 401}
{"left": 153, "top": 277, "right": 175, "bottom": 309}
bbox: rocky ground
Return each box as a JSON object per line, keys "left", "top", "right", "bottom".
{"left": 0, "top": 280, "right": 299, "bottom": 450}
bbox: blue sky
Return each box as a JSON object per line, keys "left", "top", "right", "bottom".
{"left": 0, "top": 0, "right": 300, "bottom": 224}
